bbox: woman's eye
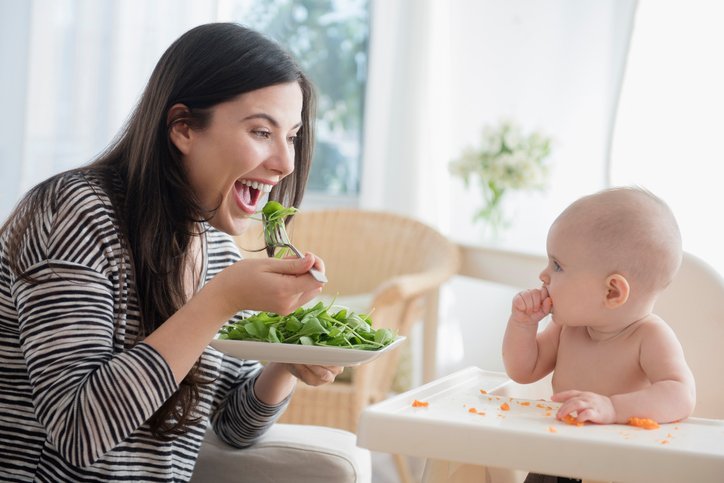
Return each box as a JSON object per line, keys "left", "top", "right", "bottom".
{"left": 253, "top": 130, "right": 272, "bottom": 139}
{"left": 287, "top": 135, "right": 298, "bottom": 145}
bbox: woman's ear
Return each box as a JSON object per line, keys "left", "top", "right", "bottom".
{"left": 167, "top": 103, "right": 193, "bottom": 155}
{"left": 604, "top": 274, "right": 630, "bottom": 308}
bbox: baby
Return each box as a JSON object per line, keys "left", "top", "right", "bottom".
{"left": 502, "top": 187, "right": 696, "bottom": 427}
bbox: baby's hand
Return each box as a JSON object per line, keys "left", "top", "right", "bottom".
{"left": 552, "top": 390, "right": 616, "bottom": 424}
{"left": 510, "top": 287, "right": 552, "bottom": 327}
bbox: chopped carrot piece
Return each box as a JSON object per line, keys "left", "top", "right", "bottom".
{"left": 562, "top": 414, "right": 584, "bottom": 426}
{"left": 519, "top": 401, "right": 531, "bottom": 406}
{"left": 411, "top": 399, "right": 429, "bottom": 408}
{"left": 536, "top": 403, "right": 546, "bottom": 409}
{"left": 480, "top": 389, "right": 488, "bottom": 394}
{"left": 468, "top": 407, "right": 478, "bottom": 413}
{"left": 627, "top": 417, "right": 660, "bottom": 429}
{"left": 500, "top": 402, "right": 510, "bottom": 411}
{"left": 548, "top": 426, "right": 557, "bottom": 433}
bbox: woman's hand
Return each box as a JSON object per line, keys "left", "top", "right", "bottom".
{"left": 207, "top": 254, "right": 326, "bottom": 319}
{"left": 254, "top": 362, "right": 343, "bottom": 405}
{"left": 284, "top": 363, "right": 344, "bottom": 387}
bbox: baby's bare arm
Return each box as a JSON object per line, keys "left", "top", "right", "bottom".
{"left": 502, "top": 287, "right": 560, "bottom": 383}
{"left": 553, "top": 320, "right": 696, "bottom": 424}
{"left": 609, "top": 321, "right": 695, "bottom": 422}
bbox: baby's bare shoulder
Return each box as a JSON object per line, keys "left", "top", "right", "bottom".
{"left": 634, "top": 314, "right": 675, "bottom": 335}
{"left": 635, "top": 314, "right": 683, "bottom": 348}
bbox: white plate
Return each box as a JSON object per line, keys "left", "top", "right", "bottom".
{"left": 209, "top": 336, "right": 406, "bottom": 366}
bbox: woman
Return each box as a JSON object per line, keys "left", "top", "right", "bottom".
{"left": 0, "top": 22, "right": 342, "bottom": 481}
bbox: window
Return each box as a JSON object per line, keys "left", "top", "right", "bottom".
{"left": 221, "top": 0, "right": 370, "bottom": 199}
{"left": 0, "top": 0, "right": 369, "bottom": 219}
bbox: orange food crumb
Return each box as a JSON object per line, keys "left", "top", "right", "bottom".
{"left": 411, "top": 399, "right": 429, "bottom": 408}
{"left": 519, "top": 401, "right": 531, "bottom": 407}
{"left": 536, "top": 403, "right": 546, "bottom": 409}
{"left": 659, "top": 440, "right": 670, "bottom": 445}
{"left": 548, "top": 426, "right": 557, "bottom": 433}
{"left": 627, "top": 417, "right": 660, "bottom": 430}
{"left": 562, "top": 414, "right": 584, "bottom": 427}
{"left": 468, "top": 407, "right": 478, "bottom": 413}
{"left": 500, "top": 402, "right": 510, "bottom": 411}
{"left": 480, "top": 389, "right": 488, "bottom": 394}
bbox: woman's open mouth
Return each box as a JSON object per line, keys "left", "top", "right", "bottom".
{"left": 234, "top": 179, "right": 273, "bottom": 214}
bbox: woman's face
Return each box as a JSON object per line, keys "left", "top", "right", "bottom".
{"left": 181, "top": 82, "right": 303, "bottom": 235}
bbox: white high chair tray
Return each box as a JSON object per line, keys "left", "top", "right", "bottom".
{"left": 357, "top": 366, "right": 724, "bottom": 482}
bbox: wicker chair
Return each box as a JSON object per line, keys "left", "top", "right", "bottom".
{"left": 234, "top": 208, "right": 460, "bottom": 433}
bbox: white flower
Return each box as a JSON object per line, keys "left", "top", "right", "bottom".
{"left": 449, "top": 119, "right": 552, "bottom": 227}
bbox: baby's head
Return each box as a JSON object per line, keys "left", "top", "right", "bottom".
{"left": 544, "top": 187, "right": 682, "bottom": 323}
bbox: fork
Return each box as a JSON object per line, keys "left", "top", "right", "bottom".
{"left": 265, "top": 222, "right": 328, "bottom": 283}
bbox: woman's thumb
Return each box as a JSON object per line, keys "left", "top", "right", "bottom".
{"left": 279, "top": 254, "right": 315, "bottom": 274}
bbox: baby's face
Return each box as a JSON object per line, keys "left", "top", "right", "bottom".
{"left": 540, "top": 220, "right": 607, "bottom": 327}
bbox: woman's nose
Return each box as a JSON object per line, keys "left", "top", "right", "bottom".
{"left": 268, "top": 139, "right": 295, "bottom": 176}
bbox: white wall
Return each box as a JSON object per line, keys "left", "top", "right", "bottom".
{"left": 446, "top": 0, "right": 637, "bottom": 253}
{"left": 433, "top": 0, "right": 637, "bottom": 376}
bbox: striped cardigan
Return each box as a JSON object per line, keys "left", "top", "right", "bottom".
{"left": 0, "top": 172, "right": 285, "bottom": 482}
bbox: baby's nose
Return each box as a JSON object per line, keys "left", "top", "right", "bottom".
{"left": 539, "top": 270, "right": 549, "bottom": 284}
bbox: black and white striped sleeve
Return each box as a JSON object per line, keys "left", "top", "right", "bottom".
{"left": 10, "top": 180, "right": 178, "bottom": 468}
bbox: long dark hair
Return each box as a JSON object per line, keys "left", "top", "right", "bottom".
{"left": 1, "top": 23, "right": 316, "bottom": 437}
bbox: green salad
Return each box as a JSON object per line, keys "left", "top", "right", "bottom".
{"left": 219, "top": 301, "right": 397, "bottom": 351}
{"left": 261, "top": 200, "right": 297, "bottom": 258}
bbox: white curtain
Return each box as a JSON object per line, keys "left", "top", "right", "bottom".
{"left": 360, "top": 0, "right": 452, "bottom": 229}
{"left": 360, "top": 0, "right": 639, "bottom": 377}
{"left": 610, "top": 0, "right": 724, "bottom": 276}
{"left": 0, "top": 0, "right": 220, "bottom": 220}
{"left": 362, "top": 0, "right": 638, "bottom": 253}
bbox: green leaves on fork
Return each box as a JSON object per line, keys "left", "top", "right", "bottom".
{"left": 218, "top": 301, "right": 397, "bottom": 351}
{"left": 261, "top": 200, "right": 298, "bottom": 258}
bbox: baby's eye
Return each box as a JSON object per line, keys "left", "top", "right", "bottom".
{"left": 552, "top": 261, "right": 562, "bottom": 272}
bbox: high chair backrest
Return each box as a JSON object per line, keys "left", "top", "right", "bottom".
{"left": 653, "top": 252, "right": 724, "bottom": 419}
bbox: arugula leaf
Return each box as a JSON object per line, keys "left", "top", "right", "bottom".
{"left": 261, "top": 200, "right": 299, "bottom": 258}
{"left": 218, "top": 302, "right": 396, "bottom": 351}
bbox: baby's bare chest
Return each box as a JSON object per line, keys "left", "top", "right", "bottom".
{"left": 552, "top": 329, "right": 649, "bottom": 395}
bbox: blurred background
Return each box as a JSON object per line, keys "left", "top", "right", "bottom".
{"left": 1, "top": 0, "right": 723, "bottom": 378}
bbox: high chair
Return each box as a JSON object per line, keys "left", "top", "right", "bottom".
{"left": 439, "top": 245, "right": 724, "bottom": 482}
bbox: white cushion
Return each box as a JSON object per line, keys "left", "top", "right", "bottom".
{"left": 191, "top": 424, "right": 371, "bottom": 483}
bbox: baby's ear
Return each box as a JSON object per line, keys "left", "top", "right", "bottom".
{"left": 604, "top": 274, "right": 630, "bottom": 308}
